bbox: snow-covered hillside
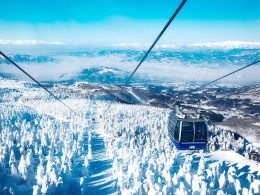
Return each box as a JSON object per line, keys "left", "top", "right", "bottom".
{"left": 0, "top": 78, "right": 259, "bottom": 194}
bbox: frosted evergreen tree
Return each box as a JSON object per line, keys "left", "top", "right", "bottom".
{"left": 172, "top": 173, "right": 178, "bottom": 186}
{"left": 72, "top": 140, "right": 77, "bottom": 153}
{"left": 68, "top": 153, "right": 75, "bottom": 173}
{"left": 26, "top": 149, "right": 34, "bottom": 175}
{"left": 185, "top": 172, "right": 192, "bottom": 186}
{"left": 41, "top": 133, "right": 48, "bottom": 147}
{"left": 142, "top": 179, "right": 148, "bottom": 193}
{"left": 9, "top": 149, "right": 18, "bottom": 175}
{"left": 206, "top": 168, "right": 213, "bottom": 184}
{"left": 60, "top": 155, "right": 68, "bottom": 175}
{"left": 247, "top": 174, "right": 254, "bottom": 183}
{"left": 235, "top": 179, "right": 241, "bottom": 194}
{"left": 77, "top": 140, "right": 82, "bottom": 156}
{"left": 57, "top": 176, "right": 63, "bottom": 189}
{"left": 18, "top": 154, "right": 28, "bottom": 181}
{"left": 117, "top": 165, "right": 124, "bottom": 191}
{"left": 34, "top": 142, "right": 39, "bottom": 155}
{"left": 9, "top": 149, "right": 16, "bottom": 166}
{"left": 162, "top": 184, "right": 169, "bottom": 194}
{"left": 41, "top": 175, "right": 49, "bottom": 194}
{"left": 197, "top": 156, "right": 205, "bottom": 175}
{"left": 35, "top": 163, "right": 45, "bottom": 185}
{"left": 192, "top": 175, "right": 200, "bottom": 193}
{"left": 176, "top": 182, "right": 187, "bottom": 195}
{"left": 218, "top": 171, "right": 227, "bottom": 190}
{"left": 154, "top": 183, "right": 160, "bottom": 193}
{"left": 216, "top": 189, "right": 225, "bottom": 195}
{"left": 49, "top": 167, "right": 58, "bottom": 185}
{"left": 200, "top": 180, "right": 207, "bottom": 195}
{"left": 10, "top": 163, "right": 18, "bottom": 175}
{"left": 250, "top": 179, "right": 260, "bottom": 194}
{"left": 46, "top": 160, "right": 53, "bottom": 178}
{"left": 33, "top": 185, "right": 40, "bottom": 195}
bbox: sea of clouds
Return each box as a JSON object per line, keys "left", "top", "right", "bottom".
{"left": 0, "top": 41, "right": 259, "bottom": 84}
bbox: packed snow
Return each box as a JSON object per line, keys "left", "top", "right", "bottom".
{"left": 0, "top": 78, "right": 260, "bottom": 194}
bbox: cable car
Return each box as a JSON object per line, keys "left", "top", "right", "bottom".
{"left": 168, "top": 106, "right": 208, "bottom": 150}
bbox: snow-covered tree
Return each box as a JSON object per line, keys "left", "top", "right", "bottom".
{"left": 41, "top": 175, "right": 49, "bottom": 194}
{"left": 49, "top": 167, "right": 58, "bottom": 186}
{"left": 250, "top": 179, "right": 260, "bottom": 194}
{"left": 218, "top": 171, "right": 227, "bottom": 190}
{"left": 192, "top": 175, "right": 200, "bottom": 193}
{"left": 9, "top": 149, "right": 18, "bottom": 175}
{"left": 35, "top": 163, "right": 45, "bottom": 185}
{"left": 18, "top": 154, "right": 28, "bottom": 181}
{"left": 197, "top": 156, "right": 205, "bottom": 175}
{"left": 33, "top": 185, "right": 40, "bottom": 195}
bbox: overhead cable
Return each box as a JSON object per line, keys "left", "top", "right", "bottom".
{"left": 191, "top": 59, "right": 260, "bottom": 93}
{"left": 106, "top": 0, "right": 187, "bottom": 109}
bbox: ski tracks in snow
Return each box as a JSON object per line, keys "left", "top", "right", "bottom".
{"left": 83, "top": 104, "right": 117, "bottom": 194}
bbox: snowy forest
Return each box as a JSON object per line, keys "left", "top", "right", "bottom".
{"left": 0, "top": 77, "right": 259, "bottom": 194}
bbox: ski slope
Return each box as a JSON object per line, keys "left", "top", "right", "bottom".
{"left": 0, "top": 79, "right": 259, "bottom": 194}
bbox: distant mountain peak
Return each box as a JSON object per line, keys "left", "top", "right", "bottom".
{"left": 112, "top": 41, "right": 260, "bottom": 50}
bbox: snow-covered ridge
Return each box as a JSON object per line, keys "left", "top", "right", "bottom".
{"left": 113, "top": 41, "right": 260, "bottom": 50}
{"left": 0, "top": 39, "right": 65, "bottom": 45}
{"left": 188, "top": 41, "right": 260, "bottom": 49}
{"left": 97, "top": 67, "right": 122, "bottom": 75}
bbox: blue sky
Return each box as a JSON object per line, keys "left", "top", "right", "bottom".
{"left": 0, "top": 0, "right": 259, "bottom": 44}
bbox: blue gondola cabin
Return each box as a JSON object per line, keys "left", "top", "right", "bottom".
{"left": 168, "top": 108, "right": 208, "bottom": 150}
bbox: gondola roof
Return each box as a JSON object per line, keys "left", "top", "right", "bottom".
{"left": 173, "top": 106, "right": 207, "bottom": 122}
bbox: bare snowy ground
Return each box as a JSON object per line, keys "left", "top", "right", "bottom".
{"left": 0, "top": 78, "right": 260, "bottom": 194}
